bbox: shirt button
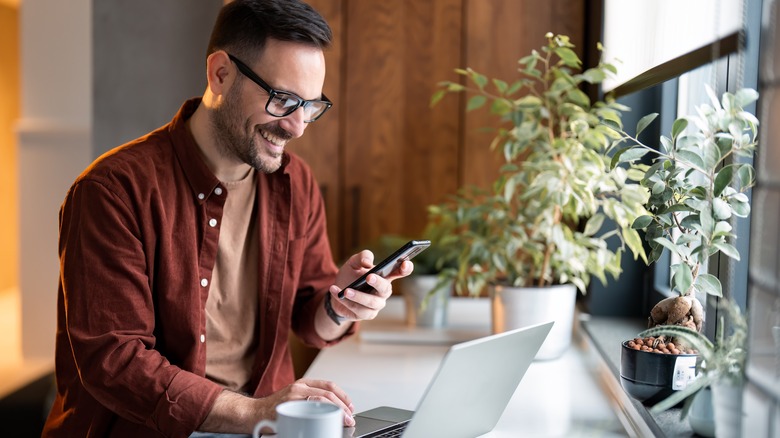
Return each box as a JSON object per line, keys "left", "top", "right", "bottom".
{"left": 214, "top": 187, "right": 223, "bottom": 196}
{"left": 197, "top": 193, "right": 205, "bottom": 200}
{"left": 200, "top": 334, "right": 205, "bottom": 343}
{"left": 209, "top": 218, "right": 218, "bottom": 227}
{"left": 200, "top": 278, "right": 209, "bottom": 287}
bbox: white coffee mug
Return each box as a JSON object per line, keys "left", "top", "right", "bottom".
{"left": 252, "top": 400, "right": 343, "bottom": 438}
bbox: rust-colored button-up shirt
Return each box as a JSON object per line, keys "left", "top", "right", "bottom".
{"left": 43, "top": 99, "right": 354, "bottom": 438}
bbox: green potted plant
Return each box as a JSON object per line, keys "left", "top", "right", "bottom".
{"left": 614, "top": 86, "right": 758, "bottom": 436}
{"left": 429, "top": 33, "right": 650, "bottom": 359}
{"left": 617, "top": 87, "right": 759, "bottom": 333}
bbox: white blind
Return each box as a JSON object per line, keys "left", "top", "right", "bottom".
{"left": 602, "top": 0, "right": 743, "bottom": 92}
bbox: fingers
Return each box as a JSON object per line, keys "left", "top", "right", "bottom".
{"left": 385, "top": 260, "right": 414, "bottom": 282}
{"left": 292, "top": 379, "right": 355, "bottom": 426}
{"left": 349, "top": 250, "right": 374, "bottom": 271}
{"left": 330, "top": 284, "right": 387, "bottom": 322}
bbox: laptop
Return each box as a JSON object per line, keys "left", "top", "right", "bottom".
{"left": 344, "top": 321, "right": 554, "bottom": 438}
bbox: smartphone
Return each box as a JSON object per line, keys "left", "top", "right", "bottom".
{"left": 339, "top": 240, "right": 431, "bottom": 298}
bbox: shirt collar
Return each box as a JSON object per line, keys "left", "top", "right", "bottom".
{"left": 169, "top": 98, "right": 292, "bottom": 204}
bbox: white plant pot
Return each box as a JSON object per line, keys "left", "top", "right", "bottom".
{"left": 398, "top": 275, "right": 451, "bottom": 328}
{"left": 490, "top": 284, "right": 576, "bottom": 360}
{"left": 712, "top": 382, "right": 743, "bottom": 438}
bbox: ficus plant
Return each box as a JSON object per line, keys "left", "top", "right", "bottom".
{"left": 428, "top": 33, "right": 650, "bottom": 297}
{"left": 612, "top": 86, "right": 759, "bottom": 332}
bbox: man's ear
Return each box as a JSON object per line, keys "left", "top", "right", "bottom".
{"left": 206, "top": 50, "right": 234, "bottom": 96}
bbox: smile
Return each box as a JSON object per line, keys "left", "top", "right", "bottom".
{"left": 260, "top": 129, "right": 286, "bottom": 147}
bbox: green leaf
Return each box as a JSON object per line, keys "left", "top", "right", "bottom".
{"left": 567, "top": 89, "right": 591, "bottom": 108}
{"left": 676, "top": 150, "right": 705, "bottom": 169}
{"left": 636, "top": 113, "right": 659, "bottom": 136}
{"left": 555, "top": 47, "right": 581, "bottom": 67}
{"left": 583, "top": 214, "right": 605, "bottom": 236}
{"left": 702, "top": 139, "right": 722, "bottom": 170}
{"left": 624, "top": 228, "right": 647, "bottom": 264}
{"left": 699, "top": 205, "right": 714, "bottom": 236}
{"left": 619, "top": 147, "right": 650, "bottom": 163}
{"left": 492, "top": 78, "right": 508, "bottom": 94}
{"left": 470, "top": 70, "right": 488, "bottom": 89}
{"left": 430, "top": 89, "right": 447, "bottom": 107}
{"left": 713, "top": 241, "right": 740, "bottom": 260}
{"left": 730, "top": 198, "right": 751, "bottom": 217}
{"left": 650, "top": 377, "right": 711, "bottom": 415}
{"left": 515, "top": 95, "right": 542, "bottom": 109}
{"left": 490, "top": 98, "right": 513, "bottom": 116}
{"left": 672, "top": 263, "right": 693, "bottom": 294}
{"left": 659, "top": 136, "right": 673, "bottom": 154}
{"left": 695, "top": 273, "right": 723, "bottom": 297}
{"left": 506, "top": 80, "right": 525, "bottom": 96}
{"left": 712, "top": 198, "right": 732, "bottom": 220}
{"left": 654, "top": 237, "right": 680, "bottom": 258}
{"left": 671, "top": 117, "right": 688, "bottom": 140}
{"left": 632, "top": 215, "right": 653, "bottom": 229}
{"left": 467, "top": 95, "right": 487, "bottom": 111}
{"left": 735, "top": 88, "right": 759, "bottom": 107}
{"left": 713, "top": 164, "right": 735, "bottom": 196}
{"left": 581, "top": 68, "right": 607, "bottom": 84}
{"left": 444, "top": 82, "right": 465, "bottom": 92}
{"left": 737, "top": 165, "right": 756, "bottom": 188}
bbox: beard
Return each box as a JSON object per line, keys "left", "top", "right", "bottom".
{"left": 211, "top": 81, "right": 292, "bottom": 174}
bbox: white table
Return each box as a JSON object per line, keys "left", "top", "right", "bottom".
{"left": 305, "top": 297, "right": 628, "bottom": 437}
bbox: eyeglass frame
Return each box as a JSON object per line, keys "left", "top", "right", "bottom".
{"left": 227, "top": 53, "right": 333, "bottom": 123}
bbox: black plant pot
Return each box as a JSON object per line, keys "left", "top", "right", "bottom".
{"left": 619, "top": 341, "right": 699, "bottom": 405}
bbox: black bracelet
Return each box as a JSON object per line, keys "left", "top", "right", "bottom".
{"left": 324, "top": 293, "right": 346, "bottom": 325}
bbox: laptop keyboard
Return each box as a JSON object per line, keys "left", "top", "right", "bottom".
{"left": 371, "top": 421, "right": 408, "bottom": 437}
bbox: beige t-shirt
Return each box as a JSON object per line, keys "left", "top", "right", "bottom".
{"left": 205, "top": 169, "right": 259, "bottom": 392}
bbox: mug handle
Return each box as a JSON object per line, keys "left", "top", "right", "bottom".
{"left": 252, "top": 419, "right": 276, "bottom": 438}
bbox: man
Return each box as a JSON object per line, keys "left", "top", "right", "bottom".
{"left": 42, "top": 1, "right": 412, "bottom": 436}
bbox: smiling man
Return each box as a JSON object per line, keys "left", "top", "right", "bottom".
{"left": 42, "top": 1, "right": 412, "bottom": 437}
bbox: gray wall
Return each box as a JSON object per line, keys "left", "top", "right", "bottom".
{"left": 93, "top": 0, "right": 223, "bottom": 156}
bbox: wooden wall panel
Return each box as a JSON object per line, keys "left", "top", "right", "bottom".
{"left": 292, "top": 0, "right": 584, "bottom": 260}
{"left": 342, "top": 0, "right": 405, "bottom": 254}
{"left": 292, "top": 0, "right": 344, "bottom": 257}
{"left": 461, "top": 0, "right": 585, "bottom": 189}
{"left": 401, "top": 0, "right": 463, "bottom": 236}
{"left": 341, "top": 0, "right": 462, "bottom": 256}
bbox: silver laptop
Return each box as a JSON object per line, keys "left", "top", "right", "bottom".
{"left": 344, "top": 321, "right": 554, "bottom": 438}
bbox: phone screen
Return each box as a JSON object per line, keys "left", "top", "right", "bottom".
{"left": 338, "top": 240, "right": 431, "bottom": 298}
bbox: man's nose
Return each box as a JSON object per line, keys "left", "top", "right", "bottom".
{"left": 278, "top": 107, "right": 307, "bottom": 139}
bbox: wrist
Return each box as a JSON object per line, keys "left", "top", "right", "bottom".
{"left": 323, "top": 293, "right": 346, "bottom": 325}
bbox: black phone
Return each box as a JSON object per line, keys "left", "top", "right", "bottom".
{"left": 338, "top": 240, "right": 431, "bottom": 298}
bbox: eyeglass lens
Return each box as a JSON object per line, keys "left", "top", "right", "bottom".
{"left": 267, "top": 92, "right": 329, "bottom": 122}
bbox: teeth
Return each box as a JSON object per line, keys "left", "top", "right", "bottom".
{"left": 260, "top": 130, "right": 284, "bottom": 147}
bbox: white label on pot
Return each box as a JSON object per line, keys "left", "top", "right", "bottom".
{"left": 672, "top": 356, "right": 698, "bottom": 390}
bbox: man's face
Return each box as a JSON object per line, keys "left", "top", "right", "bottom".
{"left": 212, "top": 39, "right": 327, "bottom": 173}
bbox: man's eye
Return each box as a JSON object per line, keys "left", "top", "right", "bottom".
{"left": 273, "top": 94, "right": 299, "bottom": 109}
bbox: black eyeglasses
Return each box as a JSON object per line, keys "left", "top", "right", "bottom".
{"left": 227, "top": 54, "right": 332, "bottom": 123}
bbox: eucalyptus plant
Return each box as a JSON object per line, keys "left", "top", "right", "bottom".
{"left": 429, "top": 33, "right": 650, "bottom": 296}
{"left": 613, "top": 87, "right": 759, "bottom": 331}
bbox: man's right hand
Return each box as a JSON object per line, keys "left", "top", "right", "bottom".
{"left": 196, "top": 378, "right": 355, "bottom": 434}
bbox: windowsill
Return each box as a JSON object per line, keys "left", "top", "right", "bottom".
{"left": 579, "top": 313, "right": 698, "bottom": 437}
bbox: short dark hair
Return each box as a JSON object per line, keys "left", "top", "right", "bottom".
{"left": 206, "top": 0, "right": 332, "bottom": 62}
